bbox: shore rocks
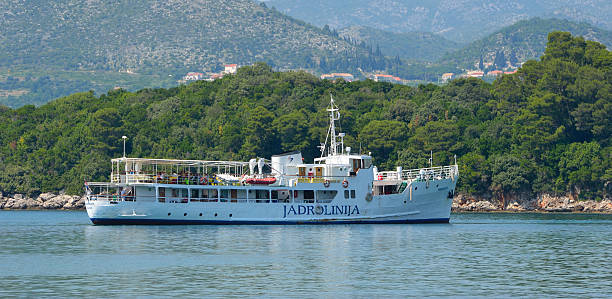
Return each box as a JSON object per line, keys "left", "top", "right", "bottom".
{"left": 452, "top": 195, "right": 498, "bottom": 211}
{"left": 453, "top": 193, "right": 612, "bottom": 213}
{"left": 1, "top": 191, "right": 610, "bottom": 213}
{"left": 0, "top": 192, "right": 85, "bottom": 210}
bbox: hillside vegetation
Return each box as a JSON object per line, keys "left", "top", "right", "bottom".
{"left": 441, "top": 18, "right": 612, "bottom": 69}
{"left": 0, "top": 0, "right": 391, "bottom": 106}
{"left": 263, "top": 0, "right": 612, "bottom": 43}
{"left": 339, "top": 26, "right": 460, "bottom": 62}
{"left": 0, "top": 32, "right": 610, "bottom": 201}
{"left": 0, "top": 0, "right": 361, "bottom": 74}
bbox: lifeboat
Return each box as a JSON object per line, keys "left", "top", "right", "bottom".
{"left": 245, "top": 177, "right": 277, "bottom": 185}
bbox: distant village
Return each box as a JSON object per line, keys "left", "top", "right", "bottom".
{"left": 179, "top": 64, "right": 239, "bottom": 84}
{"left": 179, "top": 63, "right": 519, "bottom": 86}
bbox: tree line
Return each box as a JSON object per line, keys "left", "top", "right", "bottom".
{"left": 0, "top": 32, "right": 609, "bottom": 201}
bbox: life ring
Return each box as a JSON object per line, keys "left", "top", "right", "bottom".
{"left": 342, "top": 180, "right": 349, "bottom": 188}
{"left": 365, "top": 192, "right": 373, "bottom": 201}
{"left": 200, "top": 176, "right": 208, "bottom": 185}
{"left": 323, "top": 180, "right": 330, "bottom": 188}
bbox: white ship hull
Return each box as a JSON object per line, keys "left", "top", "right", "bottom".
{"left": 86, "top": 177, "right": 455, "bottom": 225}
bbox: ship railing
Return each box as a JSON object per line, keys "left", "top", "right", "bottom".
{"left": 402, "top": 165, "right": 458, "bottom": 181}
{"left": 376, "top": 165, "right": 458, "bottom": 182}
{"left": 295, "top": 177, "right": 345, "bottom": 184}
{"left": 107, "top": 172, "right": 359, "bottom": 187}
{"left": 110, "top": 173, "right": 245, "bottom": 186}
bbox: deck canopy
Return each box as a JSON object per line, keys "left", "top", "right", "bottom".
{"left": 110, "top": 157, "right": 251, "bottom": 184}
{"left": 111, "top": 157, "right": 250, "bottom": 168}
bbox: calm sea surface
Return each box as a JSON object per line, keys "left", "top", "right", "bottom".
{"left": 0, "top": 211, "right": 611, "bottom": 298}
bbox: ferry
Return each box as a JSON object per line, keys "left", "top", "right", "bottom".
{"left": 85, "top": 96, "right": 458, "bottom": 224}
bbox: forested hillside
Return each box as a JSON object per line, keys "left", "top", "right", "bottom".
{"left": 0, "top": 32, "right": 610, "bottom": 201}
{"left": 338, "top": 26, "right": 460, "bottom": 62}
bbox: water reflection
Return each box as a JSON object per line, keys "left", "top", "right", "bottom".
{"left": 0, "top": 211, "right": 611, "bottom": 297}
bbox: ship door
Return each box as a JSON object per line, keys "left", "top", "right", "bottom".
{"left": 298, "top": 167, "right": 306, "bottom": 177}
{"left": 351, "top": 159, "right": 360, "bottom": 173}
{"left": 315, "top": 167, "right": 323, "bottom": 177}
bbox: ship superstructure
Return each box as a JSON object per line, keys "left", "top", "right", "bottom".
{"left": 85, "top": 96, "right": 458, "bottom": 224}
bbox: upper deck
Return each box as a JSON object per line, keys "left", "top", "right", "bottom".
{"left": 108, "top": 157, "right": 250, "bottom": 185}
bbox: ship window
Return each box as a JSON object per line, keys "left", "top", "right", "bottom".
{"left": 363, "top": 158, "right": 372, "bottom": 168}
{"left": 159, "top": 187, "right": 166, "bottom": 197}
{"left": 351, "top": 190, "right": 356, "bottom": 198}
{"left": 316, "top": 190, "right": 337, "bottom": 203}
{"left": 204, "top": 189, "right": 218, "bottom": 202}
{"left": 304, "top": 190, "right": 314, "bottom": 200}
{"left": 344, "top": 190, "right": 349, "bottom": 199}
{"left": 191, "top": 189, "right": 198, "bottom": 199}
{"left": 277, "top": 190, "right": 290, "bottom": 202}
{"left": 181, "top": 189, "right": 188, "bottom": 197}
{"left": 255, "top": 189, "right": 270, "bottom": 203}
{"left": 271, "top": 190, "right": 288, "bottom": 203}
{"left": 220, "top": 189, "right": 229, "bottom": 202}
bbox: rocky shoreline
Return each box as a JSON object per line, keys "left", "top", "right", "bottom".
{"left": 453, "top": 193, "right": 612, "bottom": 213}
{"left": 0, "top": 192, "right": 85, "bottom": 210}
{"left": 1, "top": 192, "right": 611, "bottom": 213}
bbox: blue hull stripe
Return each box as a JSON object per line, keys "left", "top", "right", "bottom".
{"left": 90, "top": 218, "right": 449, "bottom": 225}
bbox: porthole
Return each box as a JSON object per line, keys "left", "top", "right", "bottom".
{"left": 184, "top": 213, "right": 187, "bottom": 216}
{"left": 199, "top": 213, "right": 203, "bottom": 216}
{"left": 229, "top": 214, "right": 233, "bottom": 217}
{"left": 168, "top": 213, "right": 171, "bottom": 216}
{"left": 414, "top": 187, "right": 418, "bottom": 190}
{"left": 214, "top": 213, "right": 218, "bottom": 217}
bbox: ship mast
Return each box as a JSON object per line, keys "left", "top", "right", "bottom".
{"left": 327, "top": 94, "right": 342, "bottom": 156}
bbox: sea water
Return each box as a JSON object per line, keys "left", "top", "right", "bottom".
{"left": 0, "top": 211, "right": 611, "bottom": 297}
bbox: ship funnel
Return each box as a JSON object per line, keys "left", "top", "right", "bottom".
{"left": 249, "top": 158, "right": 257, "bottom": 175}
{"left": 257, "top": 158, "right": 265, "bottom": 175}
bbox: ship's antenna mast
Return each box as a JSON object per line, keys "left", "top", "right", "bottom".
{"left": 327, "top": 94, "right": 340, "bottom": 156}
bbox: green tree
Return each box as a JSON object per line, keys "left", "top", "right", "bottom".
{"left": 557, "top": 142, "right": 606, "bottom": 199}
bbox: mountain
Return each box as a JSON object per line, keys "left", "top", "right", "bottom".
{"left": 338, "top": 26, "right": 461, "bottom": 62}
{"left": 0, "top": 0, "right": 364, "bottom": 74}
{"left": 440, "top": 18, "right": 612, "bottom": 70}
{"left": 260, "top": 0, "right": 612, "bottom": 43}
{"left": 0, "top": 0, "right": 379, "bottom": 107}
